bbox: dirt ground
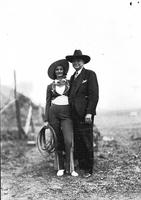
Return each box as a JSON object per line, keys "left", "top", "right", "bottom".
{"left": 1, "top": 111, "right": 141, "bottom": 200}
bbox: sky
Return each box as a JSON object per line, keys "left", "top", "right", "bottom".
{"left": 0, "top": 0, "right": 141, "bottom": 111}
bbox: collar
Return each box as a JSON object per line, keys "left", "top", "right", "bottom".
{"left": 76, "top": 67, "right": 83, "bottom": 76}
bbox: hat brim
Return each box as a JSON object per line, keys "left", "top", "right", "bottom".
{"left": 48, "top": 59, "right": 69, "bottom": 80}
{"left": 66, "top": 55, "right": 90, "bottom": 64}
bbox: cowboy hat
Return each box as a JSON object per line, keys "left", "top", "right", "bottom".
{"left": 48, "top": 59, "right": 69, "bottom": 80}
{"left": 37, "top": 125, "right": 57, "bottom": 155}
{"left": 66, "top": 50, "right": 91, "bottom": 64}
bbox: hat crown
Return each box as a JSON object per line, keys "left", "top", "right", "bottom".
{"left": 73, "top": 49, "right": 83, "bottom": 56}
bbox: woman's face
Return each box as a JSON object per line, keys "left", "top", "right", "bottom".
{"left": 55, "top": 66, "right": 64, "bottom": 79}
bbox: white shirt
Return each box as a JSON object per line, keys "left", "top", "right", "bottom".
{"left": 75, "top": 67, "right": 83, "bottom": 78}
{"left": 77, "top": 67, "right": 83, "bottom": 75}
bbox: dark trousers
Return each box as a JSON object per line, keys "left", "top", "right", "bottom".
{"left": 72, "top": 109, "right": 94, "bottom": 174}
{"left": 49, "top": 104, "right": 74, "bottom": 173}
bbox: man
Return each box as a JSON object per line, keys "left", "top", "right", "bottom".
{"left": 66, "top": 50, "right": 99, "bottom": 178}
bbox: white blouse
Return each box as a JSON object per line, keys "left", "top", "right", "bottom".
{"left": 51, "top": 81, "right": 69, "bottom": 105}
{"left": 56, "top": 85, "right": 65, "bottom": 95}
{"left": 52, "top": 95, "right": 69, "bottom": 105}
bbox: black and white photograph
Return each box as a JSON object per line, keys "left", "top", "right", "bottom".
{"left": 0, "top": 0, "right": 141, "bottom": 199}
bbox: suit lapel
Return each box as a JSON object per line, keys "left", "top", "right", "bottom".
{"left": 73, "top": 68, "right": 86, "bottom": 94}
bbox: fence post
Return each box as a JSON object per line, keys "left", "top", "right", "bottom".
{"left": 14, "top": 70, "right": 26, "bottom": 139}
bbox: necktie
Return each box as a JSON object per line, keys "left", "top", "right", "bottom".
{"left": 74, "top": 71, "right": 78, "bottom": 79}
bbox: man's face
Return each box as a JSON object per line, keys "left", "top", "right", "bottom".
{"left": 72, "top": 59, "right": 84, "bottom": 71}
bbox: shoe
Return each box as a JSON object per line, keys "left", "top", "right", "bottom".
{"left": 57, "top": 169, "right": 65, "bottom": 176}
{"left": 83, "top": 172, "right": 92, "bottom": 178}
{"left": 71, "top": 171, "right": 79, "bottom": 177}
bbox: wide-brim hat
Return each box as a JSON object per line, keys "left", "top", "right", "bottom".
{"left": 66, "top": 50, "right": 91, "bottom": 64}
{"left": 48, "top": 59, "right": 69, "bottom": 80}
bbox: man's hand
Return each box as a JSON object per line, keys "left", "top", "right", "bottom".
{"left": 44, "top": 121, "right": 49, "bottom": 127}
{"left": 85, "top": 114, "right": 92, "bottom": 124}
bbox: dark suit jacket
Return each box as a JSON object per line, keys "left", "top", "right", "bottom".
{"left": 69, "top": 68, "right": 99, "bottom": 118}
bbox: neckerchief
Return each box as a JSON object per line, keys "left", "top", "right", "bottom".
{"left": 54, "top": 79, "right": 67, "bottom": 86}
{"left": 52, "top": 79, "right": 70, "bottom": 95}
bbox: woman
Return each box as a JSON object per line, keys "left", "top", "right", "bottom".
{"left": 44, "top": 59, "right": 78, "bottom": 177}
